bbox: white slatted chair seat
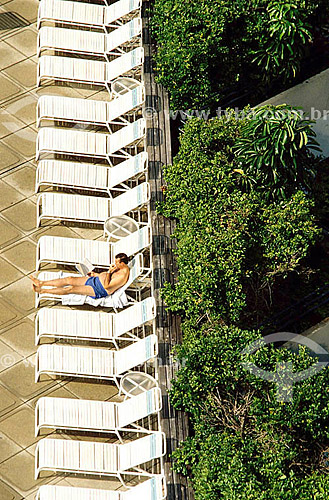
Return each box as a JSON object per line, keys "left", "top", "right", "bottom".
{"left": 38, "top": 48, "right": 144, "bottom": 87}
{"left": 35, "top": 335, "right": 157, "bottom": 382}
{"left": 35, "top": 432, "right": 164, "bottom": 479}
{"left": 37, "top": 85, "right": 144, "bottom": 127}
{"left": 37, "top": 235, "right": 111, "bottom": 268}
{"left": 38, "top": 19, "right": 141, "bottom": 57}
{"left": 38, "top": 0, "right": 141, "bottom": 29}
{"left": 36, "top": 476, "right": 165, "bottom": 500}
{"left": 37, "top": 95, "right": 109, "bottom": 126}
{"left": 36, "top": 387, "right": 161, "bottom": 435}
{"left": 35, "top": 153, "right": 147, "bottom": 193}
{"left": 38, "top": 56, "right": 106, "bottom": 87}
{"left": 37, "top": 192, "right": 111, "bottom": 226}
{"left": 37, "top": 182, "right": 149, "bottom": 226}
{"left": 36, "top": 127, "right": 108, "bottom": 160}
{"left": 35, "top": 297, "right": 156, "bottom": 344}
{"left": 38, "top": 0, "right": 105, "bottom": 28}
{"left": 36, "top": 225, "right": 150, "bottom": 269}
{"left": 35, "top": 160, "right": 109, "bottom": 192}
{"left": 35, "top": 307, "right": 114, "bottom": 343}
{"left": 36, "top": 397, "right": 117, "bottom": 434}
{"left": 36, "top": 119, "right": 145, "bottom": 162}
{"left": 38, "top": 27, "right": 106, "bottom": 56}
{"left": 36, "top": 344, "right": 115, "bottom": 381}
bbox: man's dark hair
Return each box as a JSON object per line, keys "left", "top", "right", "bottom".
{"left": 115, "top": 253, "right": 129, "bottom": 264}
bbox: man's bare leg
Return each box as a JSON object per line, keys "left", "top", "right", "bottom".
{"left": 38, "top": 284, "right": 95, "bottom": 296}
{"left": 30, "top": 275, "right": 88, "bottom": 288}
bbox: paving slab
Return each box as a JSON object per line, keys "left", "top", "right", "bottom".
{"left": 0, "top": 319, "right": 35, "bottom": 357}
{"left": 0, "top": 407, "right": 38, "bottom": 448}
{"left": 0, "top": 257, "right": 23, "bottom": 289}
{"left": 4, "top": 94, "right": 37, "bottom": 126}
{"left": 0, "top": 74, "right": 21, "bottom": 103}
{"left": 0, "top": 180, "right": 24, "bottom": 211}
{"left": 0, "top": 41, "right": 24, "bottom": 70}
{"left": 5, "top": 28, "right": 37, "bottom": 58}
{"left": 0, "top": 142, "right": 21, "bottom": 172}
{"left": 3, "top": 59, "right": 37, "bottom": 89}
{"left": 0, "top": 276, "right": 35, "bottom": 313}
{"left": 0, "top": 218, "right": 21, "bottom": 249}
{"left": 3, "top": 163, "right": 36, "bottom": 197}
{"left": 2, "top": 198, "right": 36, "bottom": 232}
{"left": 2, "top": 126, "right": 37, "bottom": 160}
{"left": 1, "top": 239, "right": 37, "bottom": 275}
{"left": 0, "top": 110, "right": 25, "bottom": 140}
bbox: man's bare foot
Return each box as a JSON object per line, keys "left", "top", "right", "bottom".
{"left": 32, "top": 283, "right": 42, "bottom": 293}
{"left": 29, "top": 275, "right": 41, "bottom": 287}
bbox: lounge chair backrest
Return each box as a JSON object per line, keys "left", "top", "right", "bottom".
{"left": 117, "top": 387, "right": 162, "bottom": 428}
{"left": 109, "top": 118, "right": 146, "bottom": 155}
{"left": 106, "top": 17, "right": 142, "bottom": 53}
{"left": 109, "top": 151, "right": 147, "bottom": 188}
{"left": 115, "top": 334, "right": 158, "bottom": 374}
{"left": 107, "top": 47, "right": 144, "bottom": 82}
{"left": 105, "top": 0, "right": 142, "bottom": 25}
{"left": 113, "top": 296, "right": 156, "bottom": 337}
{"left": 111, "top": 182, "right": 150, "bottom": 217}
{"left": 119, "top": 432, "right": 165, "bottom": 471}
{"left": 124, "top": 476, "right": 166, "bottom": 500}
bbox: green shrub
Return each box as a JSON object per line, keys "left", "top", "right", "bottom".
{"left": 151, "top": 0, "right": 328, "bottom": 110}
{"left": 159, "top": 111, "right": 321, "bottom": 323}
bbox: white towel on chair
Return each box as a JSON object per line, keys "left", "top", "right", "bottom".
{"left": 62, "top": 287, "right": 129, "bottom": 308}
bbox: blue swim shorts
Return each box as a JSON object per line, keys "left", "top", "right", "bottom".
{"left": 85, "top": 276, "right": 108, "bottom": 299}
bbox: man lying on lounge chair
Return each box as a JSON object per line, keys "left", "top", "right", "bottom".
{"left": 30, "top": 253, "right": 130, "bottom": 299}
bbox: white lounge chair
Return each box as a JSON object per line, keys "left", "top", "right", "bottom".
{"left": 36, "top": 476, "right": 166, "bottom": 500}
{"left": 36, "top": 182, "right": 150, "bottom": 226}
{"left": 35, "top": 152, "right": 148, "bottom": 194}
{"left": 35, "top": 433, "right": 166, "bottom": 484}
{"left": 37, "top": 84, "right": 145, "bottom": 129}
{"left": 37, "top": 47, "right": 144, "bottom": 89}
{"left": 38, "top": 0, "right": 142, "bottom": 30}
{"left": 36, "top": 225, "right": 151, "bottom": 270}
{"left": 35, "top": 334, "right": 158, "bottom": 383}
{"left": 35, "top": 252, "right": 144, "bottom": 307}
{"left": 38, "top": 18, "right": 142, "bottom": 58}
{"left": 35, "top": 297, "right": 156, "bottom": 345}
{"left": 35, "top": 387, "right": 161, "bottom": 436}
{"left": 36, "top": 118, "right": 146, "bottom": 162}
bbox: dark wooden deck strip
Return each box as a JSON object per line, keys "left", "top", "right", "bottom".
{"left": 142, "top": 3, "right": 195, "bottom": 499}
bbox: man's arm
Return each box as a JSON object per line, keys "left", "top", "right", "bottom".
{"left": 104, "top": 269, "right": 129, "bottom": 295}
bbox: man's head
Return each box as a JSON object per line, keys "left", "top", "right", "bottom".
{"left": 115, "top": 253, "right": 129, "bottom": 267}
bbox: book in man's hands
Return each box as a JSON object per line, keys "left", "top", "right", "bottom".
{"left": 76, "top": 258, "right": 95, "bottom": 276}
